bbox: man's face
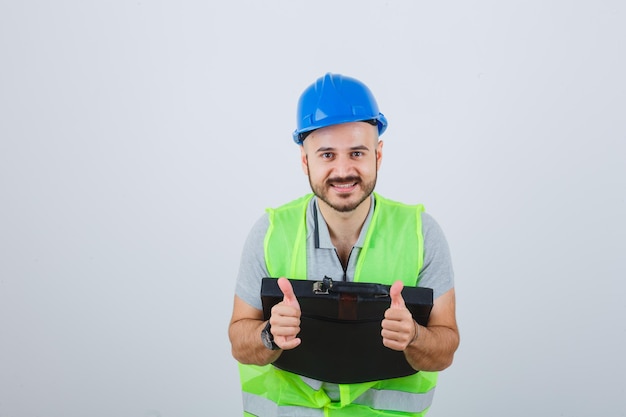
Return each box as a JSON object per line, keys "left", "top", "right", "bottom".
{"left": 300, "top": 121, "right": 383, "bottom": 213}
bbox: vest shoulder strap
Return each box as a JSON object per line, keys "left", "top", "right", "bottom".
{"left": 355, "top": 193, "right": 425, "bottom": 285}
{"left": 264, "top": 194, "right": 313, "bottom": 278}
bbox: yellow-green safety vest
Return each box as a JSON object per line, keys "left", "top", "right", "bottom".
{"left": 239, "top": 193, "right": 438, "bottom": 416}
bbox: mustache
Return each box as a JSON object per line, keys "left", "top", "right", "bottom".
{"left": 326, "top": 176, "right": 361, "bottom": 184}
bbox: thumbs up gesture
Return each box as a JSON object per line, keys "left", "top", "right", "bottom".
{"left": 269, "top": 277, "right": 302, "bottom": 350}
{"left": 382, "top": 281, "right": 418, "bottom": 351}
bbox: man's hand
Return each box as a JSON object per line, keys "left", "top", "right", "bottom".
{"left": 381, "top": 280, "right": 418, "bottom": 351}
{"left": 270, "top": 277, "right": 302, "bottom": 350}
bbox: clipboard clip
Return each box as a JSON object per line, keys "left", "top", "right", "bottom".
{"left": 313, "top": 276, "right": 334, "bottom": 295}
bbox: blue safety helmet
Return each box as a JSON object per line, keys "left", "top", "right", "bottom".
{"left": 292, "top": 73, "right": 388, "bottom": 145}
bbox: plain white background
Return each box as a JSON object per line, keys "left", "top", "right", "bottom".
{"left": 1, "top": 1, "right": 625, "bottom": 416}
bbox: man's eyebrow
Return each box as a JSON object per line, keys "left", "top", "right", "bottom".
{"left": 315, "top": 145, "right": 370, "bottom": 152}
{"left": 315, "top": 146, "right": 335, "bottom": 153}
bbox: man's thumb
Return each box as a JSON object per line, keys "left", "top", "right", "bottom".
{"left": 389, "top": 281, "right": 406, "bottom": 309}
{"left": 278, "top": 277, "right": 300, "bottom": 309}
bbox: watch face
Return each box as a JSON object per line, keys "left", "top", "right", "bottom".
{"left": 261, "top": 328, "right": 273, "bottom": 349}
{"left": 261, "top": 323, "right": 279, "bottom": 350}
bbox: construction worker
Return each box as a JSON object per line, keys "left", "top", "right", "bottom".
{"left": 229, "top": 73, "right": 459, "bottom": 416}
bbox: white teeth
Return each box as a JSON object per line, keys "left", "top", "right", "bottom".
{"left": 335, "top": 183, "right": 356, "bottom": 188}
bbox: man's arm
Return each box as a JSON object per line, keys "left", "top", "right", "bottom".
{"left": 382, "top": 283, "right": 459, "bottom": 372}
{"left": 229, "top": 278, "right": 302, "bottom": 365}
{"left": 228, "top": 296, "right": 279, "bottom": 365}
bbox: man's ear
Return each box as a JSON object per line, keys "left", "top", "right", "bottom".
{"left": 376, "top": 140, "right": 384, "bottom": 170}
{"left": 300, "top": 145, "right": 309, "bottom": 175}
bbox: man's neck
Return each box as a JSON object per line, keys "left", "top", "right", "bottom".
{"left": 318, "top": 196, "right": 372, "bottom": 250}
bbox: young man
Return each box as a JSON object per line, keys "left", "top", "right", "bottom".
{"left": 229, "top": 73, "right": 459, "bottom": 416}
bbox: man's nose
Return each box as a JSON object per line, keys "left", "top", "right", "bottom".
{"left": 331, "top": 155, "right": 356, "bottom": 177}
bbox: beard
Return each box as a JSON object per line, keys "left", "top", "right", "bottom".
{"left": 308, "top": 173, "right": 377, "bottom": 213}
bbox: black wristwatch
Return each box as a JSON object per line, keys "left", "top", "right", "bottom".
{"left": 261, "top": 321, "right": 280, "bottom": 350}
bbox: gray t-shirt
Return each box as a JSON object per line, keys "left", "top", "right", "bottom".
{"left": 235, "top": 195, "right": 454, "bottom": 310}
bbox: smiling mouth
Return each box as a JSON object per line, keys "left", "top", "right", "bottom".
{"left": 333, "top": 182, "right": 357, "bottom": 189}
{"left": 329, "top": 177, "right": 360, "bottom": 193}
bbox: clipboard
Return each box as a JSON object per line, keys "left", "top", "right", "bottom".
{"left": 261, "top": 277, "right": 433, "bottom": 383}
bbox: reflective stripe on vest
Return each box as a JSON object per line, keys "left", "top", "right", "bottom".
{"left": 240, "top": 364, "right": 438, "bottom": 415}
{"left": 352, "top": 386, "right": 436, "bottom": 413}
{"left": 240, "top": 193, "right": 436, "bottom": 416}
{"left": 243, "top": 387, "right": 435, "bottom": 416}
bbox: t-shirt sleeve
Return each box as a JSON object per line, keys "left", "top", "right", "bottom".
{"left": 234, "top": 213, "right": 270, "bottom": 311}
{"left": 418, "top": 212, "right": 455, "bottom": 299}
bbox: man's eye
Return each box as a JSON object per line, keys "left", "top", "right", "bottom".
{"left": 352, "top": 151, "right": 363, "bottom": 157}
{"left": 322, "top": 152, "right": 333, "bottom": 159}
